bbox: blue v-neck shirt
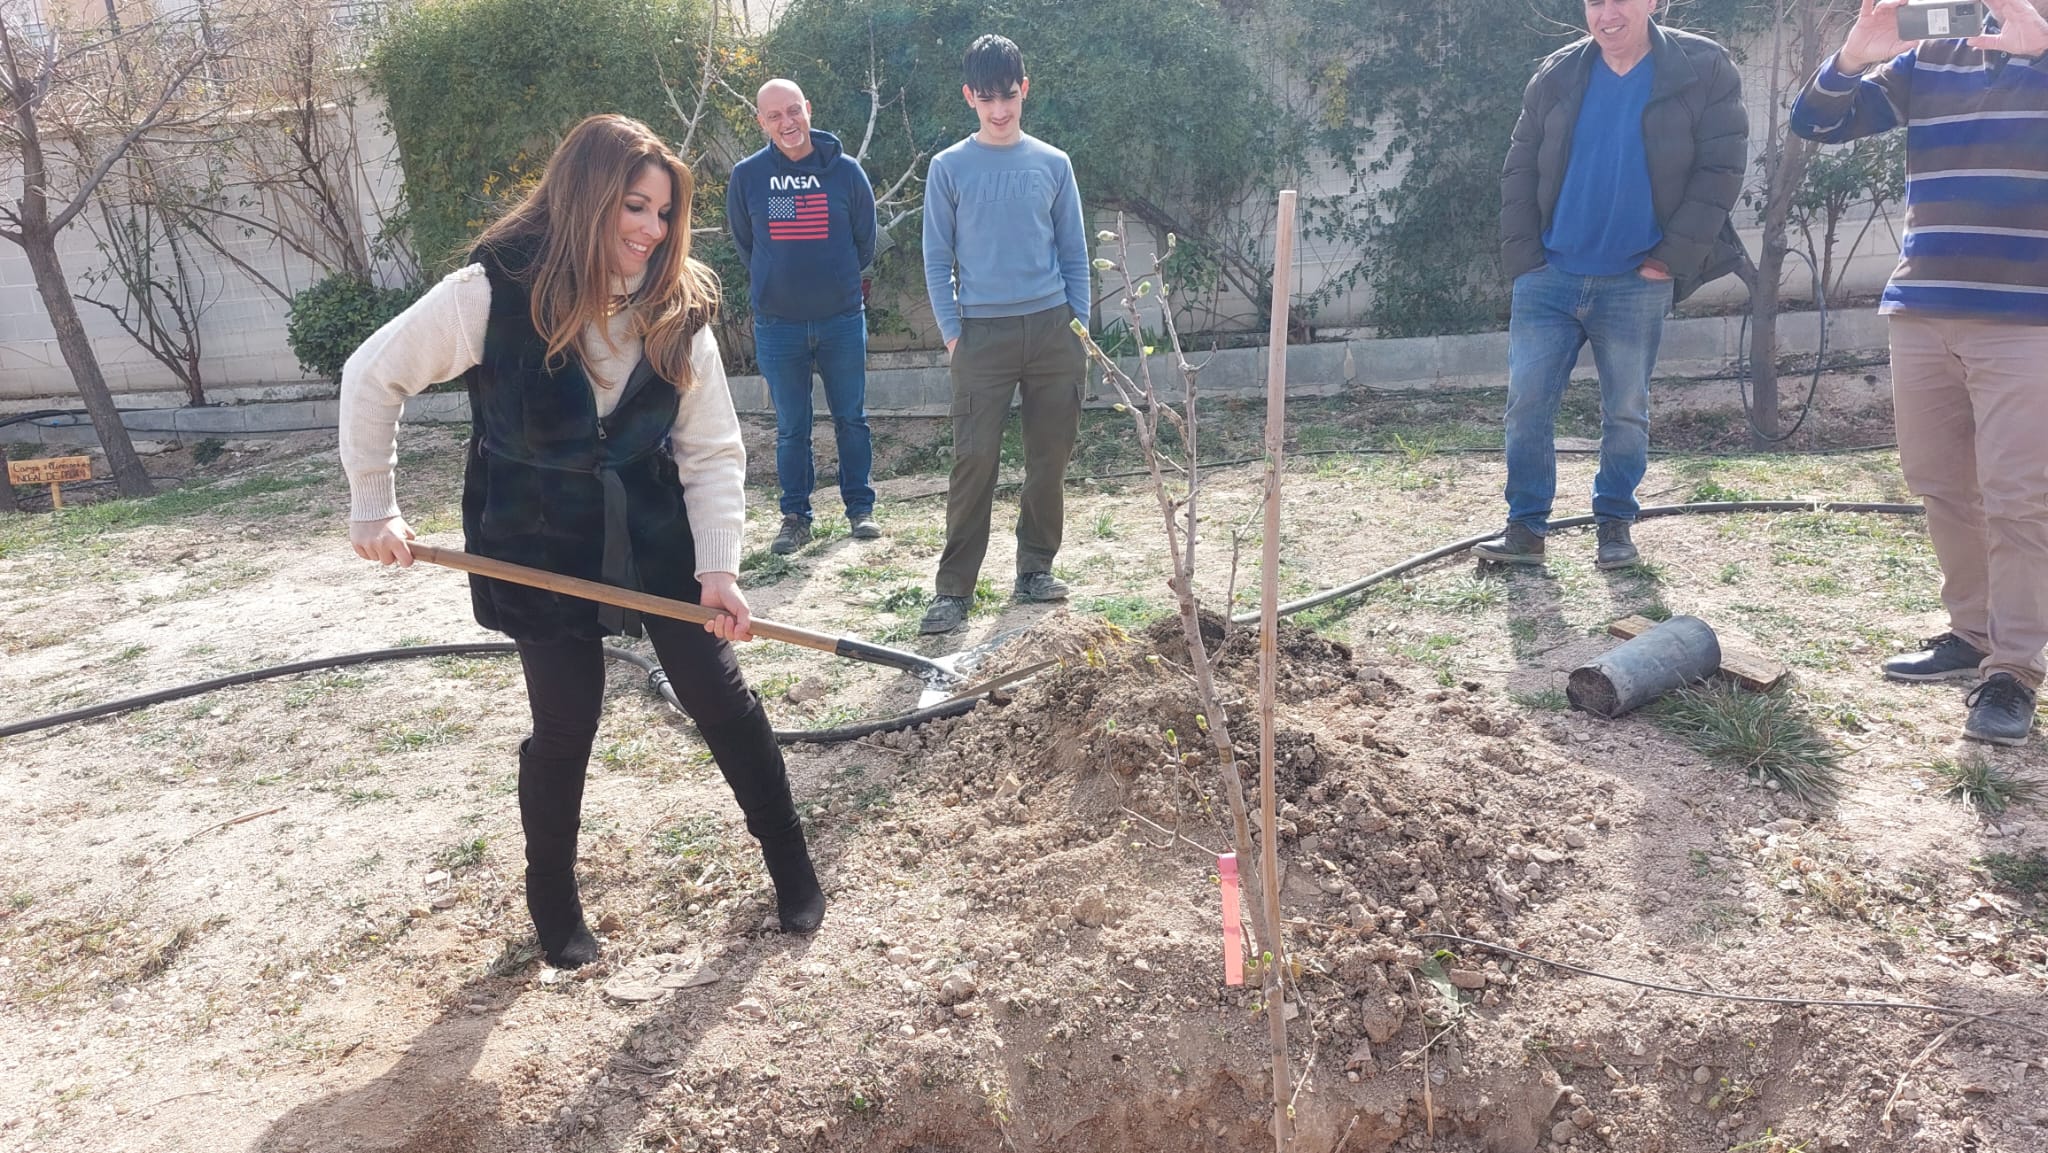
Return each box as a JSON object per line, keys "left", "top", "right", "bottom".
{"left": 1544, "top": 57, "right": 1663, "bottom": 276}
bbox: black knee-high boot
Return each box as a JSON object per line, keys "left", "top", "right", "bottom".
{"left": 518, "top": 738, "right": 601, "bottom": 967}
{"left": 696, "top": 695, "right": 825, "bottom": 933}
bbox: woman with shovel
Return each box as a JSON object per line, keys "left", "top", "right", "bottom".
{"left": 338, "top": 114, "right": 824, "bottom": 968}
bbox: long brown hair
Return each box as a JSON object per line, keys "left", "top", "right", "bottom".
{"left": 474, "top": 115, "right": 720, "bottom": 388}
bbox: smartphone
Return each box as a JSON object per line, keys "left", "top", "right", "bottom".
{"left": 1895, "top": 0, "right": 1986, "bottom": 39}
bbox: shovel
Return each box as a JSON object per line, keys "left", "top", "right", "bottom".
{"left": 406, "top": 543, "right": 1050, "bottom": 707}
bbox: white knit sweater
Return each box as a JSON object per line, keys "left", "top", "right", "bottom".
{"left": 337, "top": 263, "right": 746, "bottom": 576}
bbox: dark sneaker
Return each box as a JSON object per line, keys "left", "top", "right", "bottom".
{"left": 1472, "top": 522, "right": 1545, "bottom": 566}
{"left": 1014, "top": 571, "right": 1071, "bottom": 602}
{"left": 848, "top": 513, "right": 882, "bottom": 540}
{"left": 770, "top": 514, "right": 812, "bottom": 555}
{"left": 1882, "top": 632, "right": 1987, "bottom": 683}
{"left": 919, "top": 594, "right": 971, "bottom": 635}
{"left": 1963, "top": 672, "right": 2037, "bottom": 747}
{"left": 1595, "top": 521, "right": 1640, "bottom": 570}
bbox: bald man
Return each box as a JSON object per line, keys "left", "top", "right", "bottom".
{"left": 728, "top": 79, "right": 880, "bottom": 554}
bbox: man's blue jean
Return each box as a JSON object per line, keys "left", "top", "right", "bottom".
{"left": 1503, "top": 264, "right": 1672, "bottom": 533}
{"left": 754, "top": 309, "right": 875, "bottom": 521}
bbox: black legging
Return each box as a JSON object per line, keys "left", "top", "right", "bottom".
{"left": 514, "top": 615, "right": 751, "bottom": 875}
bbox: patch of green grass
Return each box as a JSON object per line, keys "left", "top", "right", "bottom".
{"left": 1649, "top": 684, "right": 1843, "bottom": 805}
{"left": 594, "top": 738, "right": 651, "bottom": 770}
{"left": 435, "top": 836, "right": 488, "bottom": 872}
{"left": 1510, "top": 689, "right": 1570, "bottom": 711}
{"left": 1688, "top": 479, "right": 1755, "bottom": 503}
{"left": 377, "top": 718, "right": 472, "bottom": 753}
{"left": 284, "top": 672, "right": 367, "bottom": 709}
{"left": 740, "top": 549, "right": 797, "bottom": 585}
{"left": 1074, "top": 593, "right": 1163, "bottom": 628}
{"left": 876, "top": 584, "right": 930, "bottom": 614}
{"left": 192, "top": 438, "right": 228, "bottom": 465}
{"left": 1717, "top": 563, "right": 1744, "bottom": 585}
{"left": 337, "top": 786, "right": 394, "bottom": 806}
{"left": 1403, "top": 572, "right": 1506, "bottom": 613}
{"left": 810, "top": 518, "right": 849, "bottom": 545}
{"left": 1293, "top": 596, "right": 1361, "bottom": 637}
{"left": 0, "top": 472, "right": 323, "bottom": 559}
{"left": 1092, "top": 510, "right": 1119, "bottom": 539}
{"left": 428, "top": 654, "right": 502, "bottom": 680}
{"left": 1801, "top": 574, "right": 1848, "bottom": 596}
{"left": 839, "top": 564, "right": 916, "bottom": 588}
{"left": 1975, "top": 850, "right": 2048, "bottom": 896}
{"left": 1933, "top": 754, "right": 2041, "bottom": 814}
{"left": 873, "top": 620, "right": 920, "bottom": 645}
{"left": 110, "top": 644, "right": 147, "bottom": 663}
{"left": 7, "top": 891, "right": 33, "bottom": 912}
{"left": 969, "top": 577, "right": 1004, "bottom": 616}
{"left": 654, "top": 815, "right": 723, "bottom": 859}
{"left": 894, "top": 523, "right": 948, "bottom": 552}
{"left": 1623, "top": 559, "right": 1668, "bottom": 585}
{"left": 756, "top": 671, "right": 800, "bottom": 699}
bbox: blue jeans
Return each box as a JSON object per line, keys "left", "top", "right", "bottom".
{"left": 754, "top": 309, "right": 875, "bottom": 521}
{"left": 1503, "top": 264, "right": 1672, "bottom": 533}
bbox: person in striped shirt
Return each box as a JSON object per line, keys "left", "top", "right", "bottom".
{"left": 1791, "top": 0, "right": 2048, "bottom": 745}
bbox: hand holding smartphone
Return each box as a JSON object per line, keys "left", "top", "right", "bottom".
{"left": 1896, "top": 0, "right": 1985, "bottom": 39}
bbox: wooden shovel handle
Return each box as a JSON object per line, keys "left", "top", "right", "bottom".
{"left": 406, "top": 542, "right": 844, "bottom": 656}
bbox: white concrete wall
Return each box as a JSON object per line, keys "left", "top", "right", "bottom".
{"left": 1, "top": 16, "right": 1906, "bottom": 401}
{"left": 0, "top": 77, "right": 406, "bottom": 401}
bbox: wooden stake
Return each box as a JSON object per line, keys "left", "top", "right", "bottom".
{"left": 1261, "top": 188, "right": 1297, "bottom": 1149}
{"left": 49, "top": 482, "right": 62, "bottom": 510}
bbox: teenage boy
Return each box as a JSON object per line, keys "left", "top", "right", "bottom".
{"left": 728, "top": 78, "right": 880, "bottom": 555}
{"left": 918, "top": 33, "right": 1091, "bottom": 635}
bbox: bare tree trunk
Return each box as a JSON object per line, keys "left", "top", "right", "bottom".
{"left": 1746, "top": 0, "right": 1828, "bottom": 449}
{"left": 20, "top": 231, "right": 152, "bottom": 495}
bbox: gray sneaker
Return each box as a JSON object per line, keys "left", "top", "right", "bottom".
{"left": 770, "top": 514, "right": 812, "bottom": 555}
{"left": 1595, "top": 521, "right": 1640, "bottom": 570}
{"left": 1013, "top": 571, "right": 1071, "bottom": 602}
{"left": 1882, "top": 633, "right": 1987, "bottom": 683}
{"left": 1963, "top": 672, "right": 2037, "bottom": 746}
{"left": 1472, "top": 523, "right": 1545, "bottom": 565}
{"left": 919, "top": 594, "right": 971, "bottom": 635}
{"left": 848, "top": 513, "right": 882, "bottom": 540}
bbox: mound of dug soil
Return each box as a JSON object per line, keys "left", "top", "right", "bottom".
{"left": 605, "top": 610, "right": 1949, "bottom": 1153}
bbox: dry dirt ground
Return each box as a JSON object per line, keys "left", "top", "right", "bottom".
{"left": 2, "top": 369, "right": 2045, "bottom": 1153}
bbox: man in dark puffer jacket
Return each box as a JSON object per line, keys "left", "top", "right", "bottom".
{"left": 1477, "top": 0, "right": 1748, "bottom": 571}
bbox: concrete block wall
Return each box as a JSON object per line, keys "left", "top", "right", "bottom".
{"left": 1, "top": 306, "right": 1890, "bottom": 448}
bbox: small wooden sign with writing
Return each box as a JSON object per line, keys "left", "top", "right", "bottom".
{"left": 8, "top": 456, "right": 92, "bottom": 509}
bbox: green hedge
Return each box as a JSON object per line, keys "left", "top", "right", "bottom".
{"left": 286, "top": 275, "right": 426, "bottom": 382}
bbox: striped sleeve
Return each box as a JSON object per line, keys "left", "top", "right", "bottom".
{"left": 1791, "top": 50, "right": 1915, "bottom": 143}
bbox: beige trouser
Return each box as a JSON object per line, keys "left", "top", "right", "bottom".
{"left": 1888, "top": 314, "right": 2048, "bottom": 687}
{"left": 935, "top": 306, "right": 1085, "bottom": 597}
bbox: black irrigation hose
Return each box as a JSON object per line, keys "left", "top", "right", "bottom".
{"left": 1, "top": 502, "right": 1928, "bottom": 745}
{"left": 0, "top": 643, "right": 522, "bottom": 741}
{"left": 1232, "top": 499, "right": 1926, "bottom": 625}
{"left": 599, "top": 644, "right": 980, "bottom": 744}
{"left": 0, "top": 642, "right": 974, "bottom": 747}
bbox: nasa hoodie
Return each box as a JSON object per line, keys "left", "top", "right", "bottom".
{"left": 726, "top": 129, "right": 877, "bottom": 323}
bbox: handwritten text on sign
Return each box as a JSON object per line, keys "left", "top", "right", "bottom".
{"left": 7, "top": 457, "right": 91, "bottom": 485}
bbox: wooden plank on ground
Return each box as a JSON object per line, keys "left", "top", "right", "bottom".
{"left": 1606, "top": 615, "right": 1788, "bottom": 692}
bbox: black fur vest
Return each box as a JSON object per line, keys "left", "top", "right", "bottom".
{"left": 460, "top": 240, "right": 702, "bottom": 643}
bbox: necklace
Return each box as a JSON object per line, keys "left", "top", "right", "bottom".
{"left": 605, "top": 294, "right": 633, "bottom": 319}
